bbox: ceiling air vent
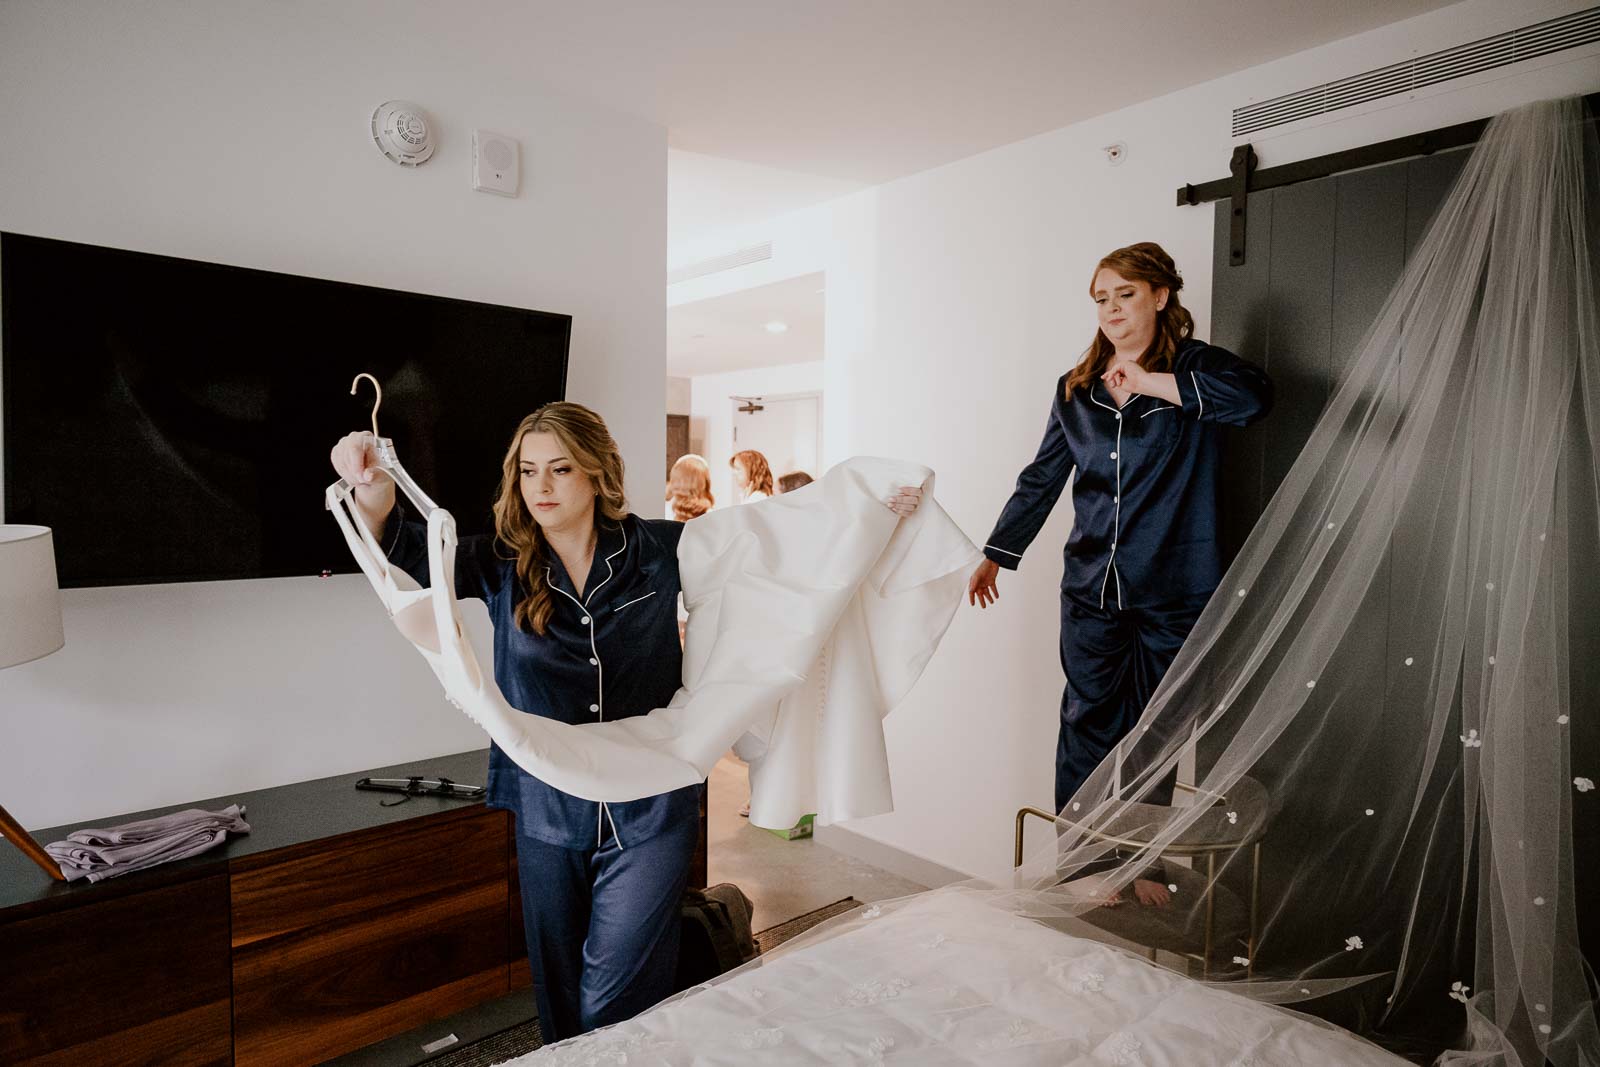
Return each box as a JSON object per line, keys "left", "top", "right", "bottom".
{"left": 668, "top": 241, "right": 774, "bottom": 286}
{"left": 1233, "top": 5, "right": 1600, "bottom": 137}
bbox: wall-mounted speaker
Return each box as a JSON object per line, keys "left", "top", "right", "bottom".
{"left": 472, "top": 130, "right": 520, "bottom": 197}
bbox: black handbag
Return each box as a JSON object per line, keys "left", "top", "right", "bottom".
{"left": 675, "top": 883, "right": 757, "bottom": 990}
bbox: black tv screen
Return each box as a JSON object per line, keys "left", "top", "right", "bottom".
{"left": 2, "top": 233, "right": 570, "bottom": 587}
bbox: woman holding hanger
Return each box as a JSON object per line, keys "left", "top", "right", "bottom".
{"left": 331, "top": 403, "right": 921, "bottom": 1039}
{"left": 968, "top": 242, "right": 1272, "bottom": 906}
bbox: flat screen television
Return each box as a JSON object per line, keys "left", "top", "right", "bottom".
{"left": 1, "top": 233, "right": 570, "bottom": 587}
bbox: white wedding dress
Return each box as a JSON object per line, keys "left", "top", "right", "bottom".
{"left": 327, "top": 454, "right": 978, "bottom": 830}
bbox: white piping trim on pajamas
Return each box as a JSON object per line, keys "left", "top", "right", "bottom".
{"left": 546, "top": 523, "right": 630, "bottom": 849}
{"left": 612, "top": 590, "right": 658, "bottom": 613}
{"left": 985, "top": 544, "right": 1023, "bottom": 558}
{"left": 1191, "top": 372, "right": 1205, "bottom": 419}
{"left": 1088, "top": 385, "right": 1125, "bottom": 611}
{"left": 1140, "top": 403, "right": 1175, "bottom": 417}
{"left": 1087, "top": 385, "right": 1121, "bottom": 417}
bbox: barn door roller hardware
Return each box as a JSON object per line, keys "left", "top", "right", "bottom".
{"left": 1226, "top": 144, "right": 1255, "bottom": 267}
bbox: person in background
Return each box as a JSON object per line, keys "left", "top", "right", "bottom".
{"left": 776, "top": 470, "right": 815, "bottom": 494}
{"left": 730, "top": 449, "right": 774, "bottom": 502}
{"left": 666, "top": 454, "right": 714, "bottom": 521}
{"left": 967, "top": 241, "right": 1272, "bottom": 908}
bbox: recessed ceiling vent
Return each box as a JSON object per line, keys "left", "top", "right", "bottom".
{"left": 668, "top": 241, "right": 774, "bottom": 286}
{"left": 1233, "top": 5, "right": 1600, "bottom": 137}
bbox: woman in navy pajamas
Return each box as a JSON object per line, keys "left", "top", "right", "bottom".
{"left": 968, "top": 242, "right": 1271, "bottom": 906}
{"left": 332, "top": 403, "right": 922, "bottom": 1040}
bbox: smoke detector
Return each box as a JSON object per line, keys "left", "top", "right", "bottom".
{"left": 371, "top": 101, "right": 436, "bottom": 166}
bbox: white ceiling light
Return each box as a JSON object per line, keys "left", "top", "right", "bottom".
{"left": 764, "top": 321, "right": 789, "bottom": 334}
{"left": 371, "top": 100, "right": 436, "bottom": 166}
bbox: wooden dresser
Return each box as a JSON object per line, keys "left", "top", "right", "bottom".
{"left": 0, "top": 749, "right": 707, "bottom": 1066}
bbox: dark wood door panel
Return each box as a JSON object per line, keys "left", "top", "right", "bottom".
{"left": 230, "top": 809, "right": 510, "bottom": 1066}
{"left": 14, "top": 1004, "right": 233, "bottom": 1067}
{"left": 0, "top": 874, "right": 231, "bottom": 1066}
{"left": 230, "top": 808, "right": 505, "bottom": 948}
{"left": 236, "top": 972, "right": 507, "bottom": 1067}
{"left": 233, "top": 877, "right": 509, "bottom": 1065}
{"left": 667, "top": 413, "right": 691, "bottom": 478}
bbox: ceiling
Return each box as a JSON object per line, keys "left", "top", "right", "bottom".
{"left": 451, "top": 0, "right": 1459, "bottom": 186}
{"left": 668, "top": 149, "right": 866, "bottom": 249}
{"left": 427, "top": 0, "right": 1463, "bottom": 377}
{"left": 667, "top": 273, "right": 824, "bottom": 378}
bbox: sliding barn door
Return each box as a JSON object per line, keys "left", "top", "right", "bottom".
{"left": 1205, "top": 145, "right": 1598, "bottom": 1025}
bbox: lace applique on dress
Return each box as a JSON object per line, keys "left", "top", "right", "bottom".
{"left": 839, "top": 976, "right": 911, "bottom": 1007}
{"left": 863, "top": 1035, "right": 895, "bottom": 1061}
{"left": 738, "top": 1027, "right": 784, "bottom": 1050}
{"left": 1106, "top": 1031, "right": 1143, "bottom": 1064}
{"left": 538, "top": 1031, "right": 667, "bottom": 1066}
{"left": 1044, "top": 956, "right": 1104, "bottom": 993}
{"left": 1072, "top": 970, "right": 1106, "bottom": 994}
{"left": 972, "top": 1017, "right": 1036, "bottom": 1049}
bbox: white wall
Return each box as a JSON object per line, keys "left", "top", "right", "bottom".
{"left": 667, "top": 376, "right": 693, "bottom": 415}
{"left": 680, "top": 0, "right": 1600, "bottom": 879}
{"left": 0, "top": 3, "right": 666, "bottom": 830}
{"left": 689, "top": 362, "right": 825, "bottom": 507}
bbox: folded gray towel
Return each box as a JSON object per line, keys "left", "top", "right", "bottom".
{"left": 45, "top": 804, "right": 251, "bottom": 883}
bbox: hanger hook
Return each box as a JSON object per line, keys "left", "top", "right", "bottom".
{"left": 350, "top": 373, "right": 382, "bottom": 438}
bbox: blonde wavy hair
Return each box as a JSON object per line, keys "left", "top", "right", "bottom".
{"left": 666, "top": 453, "right": 714, "bottom": 521}
{"left": 492, "top": 402, "right": 628, "bottom": 635}
{"left": 1064, "top": 241, "right": 1196, "bottom": 399}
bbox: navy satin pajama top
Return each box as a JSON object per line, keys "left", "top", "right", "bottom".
{"left": 384, "top": 509, "right": 699, "bottom": 850}
{"left": 983, "top": 338, "right": 1273, "bottom": 609}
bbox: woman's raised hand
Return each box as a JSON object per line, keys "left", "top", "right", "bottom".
{"left": 330, "top": 431, "right": 395, "bottom": 532}
{"left": 331, "top": 430, "right": 385, "bottom": 486}
{"left": 885, "top": 485, "right": 922, "bottom": 516}
{"left": 1101, "top": 358, "right": 1147, "bottom": 395}
{"left": 968, "top": 558, "right": 1000, "bottom": 608}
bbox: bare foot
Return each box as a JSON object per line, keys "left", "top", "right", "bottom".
{"left": 1131, "top": 878, "right": 1171, "bottom": 907}
{"left": 1062, "top": 873, "right": 1125, "bottom": 908}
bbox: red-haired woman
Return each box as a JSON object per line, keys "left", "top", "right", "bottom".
{"left": 730, "top": 449, "right": 774, "bottom": 502}
{"left": 665, "top": 453, "right": 714, "bottom": 521}
{"left": 968, "top": 242, "right": 1272, "bottom": 905}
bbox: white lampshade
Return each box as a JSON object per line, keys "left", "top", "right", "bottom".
{"left": 0, "top": 525, "right": 65, "bottom": 669}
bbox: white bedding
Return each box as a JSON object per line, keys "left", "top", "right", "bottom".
{"left": 508, "top": 887, "right": 1406, "bottom": 1066}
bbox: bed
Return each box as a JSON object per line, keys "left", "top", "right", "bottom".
{"left": 508, "top": 885, "right": 1406, "bottom": 1066}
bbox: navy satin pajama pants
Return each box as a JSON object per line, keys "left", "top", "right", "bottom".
{"left": 1056, "top": 588, "right": 1210, "bottom": 812}
{"left": 513, "top": 814, "right": 697, "bottom": 1041}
